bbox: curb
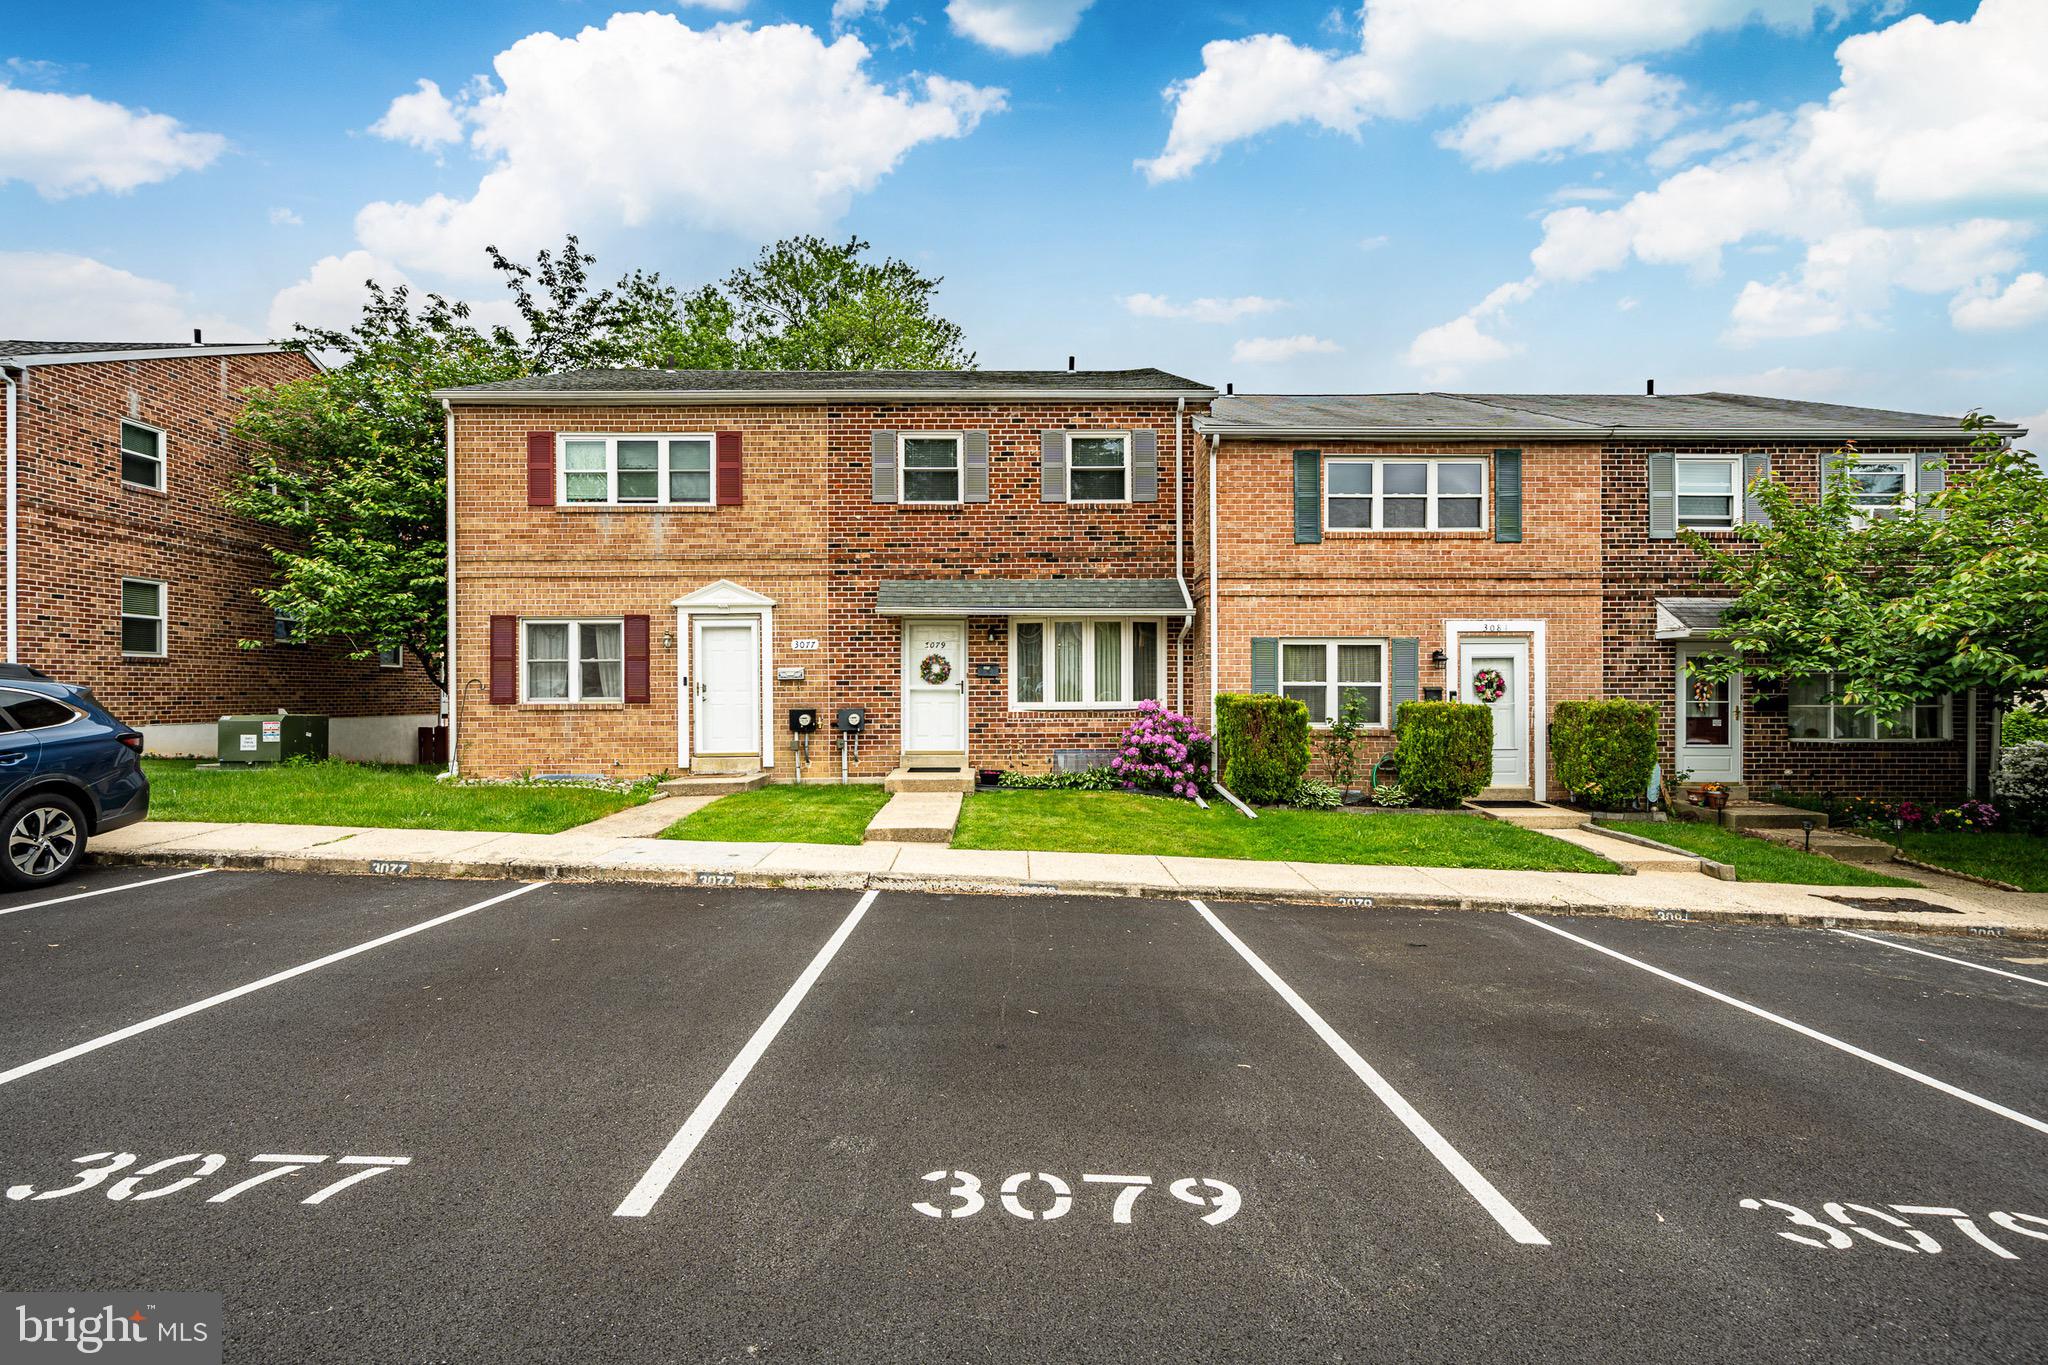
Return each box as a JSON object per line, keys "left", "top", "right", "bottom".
{"left": 1888, "top": 853, "right": 2025, "bottom": 894}
{"left": 86, "top": 847, "right": 2048, "bottom": 945}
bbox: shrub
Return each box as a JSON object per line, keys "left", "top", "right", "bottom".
{"left": 1993, "top": 742, "right": 2048, "bottom": 831}
{"left": 1320, "top": 698, "right": 1368, "bottom": 792}
{"left": 1390, "top": 701, "right": 1493, "bottom": 807}
{"left": 1214, "top": 693, "right": 1310, "bottom": 805}
{"left": 2003, "top": 706, "right": 2048, "bottom": 747}
{"left": 1550, "top": 699, "right": 1658, "bottom": 808}
{"left": 997, "top": 767, "right": 1117, "bottom": 791}
{"left": 1108, "top": 700, "right": 1213, "bottom": 799}
{"left": 1288, "top": 778, "right": 1343, "bottom": 810}
{"left": 1370, "top": 782, "right": 1411, "bottom": 808}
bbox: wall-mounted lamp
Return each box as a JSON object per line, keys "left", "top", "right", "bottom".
{"left": 662, "top": 630, "right": 675, "bottom": 650}
{"left": 986, "top": 623, "right": 1003, "bottom": 642}
{"left": 1429, "top": 649, "right": 1447, "bottom": 666}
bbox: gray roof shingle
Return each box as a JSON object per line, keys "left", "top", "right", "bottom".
{"left": 874, "top": 577, "right": 1191, "bottom": 617}
{"left": 436, "top": 367, "right": 1213, "bottom": 401}
{"left": 1198, "top": 392, "right": 2016, "bottom": 438}
{"left": 1654, "top": 597, "right": 1736, "bottom": 639}
{"left": 0, "top": 339, "right": 291, "bottom": 364}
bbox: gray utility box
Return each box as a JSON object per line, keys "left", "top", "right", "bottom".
{"left": 217, "top": 713, "right": 329, "bottom": 765}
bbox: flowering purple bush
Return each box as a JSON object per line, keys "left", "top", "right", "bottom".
{"left": 1107, "top": 700, "right": 1214, "bottom": 800}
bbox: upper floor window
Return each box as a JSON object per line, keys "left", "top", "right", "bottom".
{"left": 1843, "top": 456, "right": 1911, "bottom": 522}
{"left": 524, "top": 619, "right": 622, "bottom": 703}
{"left": 560, "top": 435, "right": 713, "bottom": 507}
{"left": 1325, "top": 459, "right": 1485, "bottom": 532}
{"left": 272, "top": 609, "right": 303, "bottom": 644}
{"left": 1067, "top": 434, "right": 1130, "bottom": 503}
{"left": 1279, "top": 639, "right": 1387, "bottom": 727}
{"left": 121, "top": 578, "right": 166, "bottom": 657}
{"left": 378, "top": 646, "right": 404, "bottom": 669}
{"left": 1012, "top": 618, "right": 1163, "bottom": 709}
{"left": 120, "top": 420, "right": 164, "bottom": 490}
{"left": 901, "top": 434, "right": 962, "bottom": 504}
{"left": 1676, "top": 456, "right": 1740, "bottom": 530}
{"left": 1787, "top": 676, "right": 1947, "bottom": 742}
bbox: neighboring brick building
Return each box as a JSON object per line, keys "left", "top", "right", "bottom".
{"left": 0, "top": 340, "right": 442, "bottom": 759}
{"left": 439, "top": 369, "right": 1211, "bottom": 784}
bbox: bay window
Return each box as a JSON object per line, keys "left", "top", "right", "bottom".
{"left": 1323, "top": 459, "right": 1486, "bottom": 531}
{"left": 1279, "top": 639, "right": 1386, "bottom": 727}
{"left": 559, "top": 435, "right": 714, "bottom": 506}
{"left": 524, "top": 619, "right": 624, "bottom": 702}
{"left": 1012, "top": 618, "right": 1163, "bottom": 709}
{"left": 1787, "top": 676, "right": 1947, "bottom": 741}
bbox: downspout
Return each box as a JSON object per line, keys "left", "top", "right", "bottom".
{"left": 1206, "top": 431, "right": 1219, "bottom": 725}
{"left": 1174, "top": 396, "right": 1189, "bottom": 716}
{"left": 442, "top": 399, "right": 457, "bottom": 778}
{"left": 1966, "top": 689, "right": 1979, "bottom": 798}
{"left": 4, "top": 369, "right": 16, "bottom": 663}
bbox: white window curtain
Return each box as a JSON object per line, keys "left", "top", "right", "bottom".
{"left": 1053, "top": 621, "right": 1083, "bottom": 703}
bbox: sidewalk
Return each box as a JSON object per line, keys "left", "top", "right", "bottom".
{"left": 84, "top": 819, "right": 2048, "bottom": 943}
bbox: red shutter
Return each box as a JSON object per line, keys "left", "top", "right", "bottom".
{"left": 489, "top": 615, "right": 518, "bottom": 704}
{"left": 526, "top": 431, "right": 556, "bottom": 507}
{"left": 623, "top": 615, "right": 650, "bottom": 704}
{"left": 715, "top": 430, "right": 743, "bottom": 506}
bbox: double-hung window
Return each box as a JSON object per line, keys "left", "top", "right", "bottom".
{"left": 1278, "top": 639, "right": 1387, "bottom": 727}
{"left": 1842, "top": 456, "right": 1911, "bottom": 522}
{"left": 378, "top": 646, "right": 404, "bottom": 669}
{"left": 121, "top": 579, "right": 166, "bottom": 657}
{"left": 120, "top": 420, "right": 164, "bottom": 490}
{"left": 1067, "top": 434, "right": 1130, "bottom": 502}
{"left": 1012, "top": 618, "right": 1163, "bottom": 708}
{"left": 1675, "top": 457, "right": 1740, "bottom": 530}
{"left": 900, "top": 434, "right": 962, "bottom": 504}
{"left": 1787, "top": 675, "right": 1947, "bottom": 741}
{"left": 1324, "top": 459, "right": 1486, "bottom": 531}
{"left": 524, "top": 619, "right": 623, "bottom": 703}
{"left": 559, "top": 435, "right": 714, "bottom": 507}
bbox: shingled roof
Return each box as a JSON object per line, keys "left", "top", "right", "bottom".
{"left": 0, "top": 340, "right": 293, "bottom": 366}
{"left": 874, "top": 577, "right": 1192, "bottom": 617}
{"left": 435, "top": 368, "right": 1214, "bottom": 403}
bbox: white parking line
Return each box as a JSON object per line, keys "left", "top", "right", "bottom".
{"left": 615, "top": 889, "right": 878, "bottom": 1219}
{"left": 1510, "top": 912, "right": 2048, "bottom": 1137}
{"left": 1830, "top": 928, "right": 2048, "bottom": 988}
{"left": 0, "top": 867, "right": 215, "bottom": 917}
{"left": 1190, "top": 898, "right": 1549, "bottom": 1247}
{"left": 0, "top": 880, "right": 549, "bottom": 1089}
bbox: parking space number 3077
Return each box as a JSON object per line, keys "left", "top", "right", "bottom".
{"left": 914, "top": 1169, "right": 1240, "bottom": 1226}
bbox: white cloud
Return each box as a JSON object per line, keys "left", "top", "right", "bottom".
{"left": 368, "top": 78, "right": 467, "bottom": 151}
{"left": 684, "top": 0, "right": 750, "bottom": 10}
{"left": 266, "top": 251, "right": 409, "bottom": 338}
{"left": 1672, "top": 365, "right": 1855, "bottom": 401}
{"left": 1232, "top": 334, "right": 1341, "bottom": 363}
{"left": 355, "top": 14, "right": 1003, "bottom": 278}
{"left": 0, "top": 252, "right": 252, "bottom": 340}
{"left": 1141, "top": 0, "right": 1844, "bottom": 182}
{"left": 1549, "top": 184, "right": 1620, "bottom": 203}
{"left": 1726, "top": 220, "right": 2031, "bottom": 343}
{"left": 2016, "top": 410, "right": 2047, "bottom": 444}
{"left": 1403, "top": 277, "right": 1535, "bottom": 380}
{"left": 833, "top": 0, "right": 885, "bottom": 27}
{"left": 1438, "top": 65, "right": 1684, "bottom": 170}
{"left": 0, "top": 83, "right": 224, "bottom": 197}
{"left": 945, "top": 1, "right": 1092, "bottom": 55}
{"left": 1122, "top": 292, "right": 1286, "bottom": 323}
{"left": 268, "top": 206, "right": 303, "bottom": 226}
{"left": 1950, "top": 271, "right": 2048, "bottom": 331}
{"left": 1617, "top": 295, "right": 1639, "bottom": 310}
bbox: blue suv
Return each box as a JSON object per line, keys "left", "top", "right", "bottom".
{"left": 0, "top": 664, "right": 149, "bottom": 889}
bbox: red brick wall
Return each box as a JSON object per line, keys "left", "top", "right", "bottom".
{"left": 8, "top": 352, "right": 441, "bottom": 728}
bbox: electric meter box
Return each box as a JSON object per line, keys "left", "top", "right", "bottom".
{"left": 217, "top": 713, "right": 329, "bottom": 765}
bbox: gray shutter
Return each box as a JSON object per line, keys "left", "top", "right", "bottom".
{"left": 1293, "top": 449, "right": 1322, "bottom": 544}
{"left": 1131, "top": 429, "right": 1159, "bottom": 502}
{"left": 962, "top": 430, "right": 990, "bottom": 503}
{"left": 1040, "top": 430, "right": 1067, "bottom": 503}
{"left": 1390, "top": 638, "right": 1420, "bottom": 722}
{"left": 1250, "top": 638, "right": 1278, "bottom": 695}
{"left": 1647, "top": 452, "right": 1676, "bottom": 540}
{"left": 1494, "top": 448, "right": 1523, "bottom": 543}
{"left": 870, "top": 430, "right": 898, "bottom": 503}
{"left": 1742, "top": 452, "right": 1772, "bottom": 527}
{"left": 1917, "top": 453, "right": 1947, "bottom": 519}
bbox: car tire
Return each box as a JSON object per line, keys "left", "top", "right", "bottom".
{"left": 0, "top": 791, "right": 87, "bottom": 890}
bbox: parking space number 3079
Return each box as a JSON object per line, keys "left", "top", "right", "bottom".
{"left": 914, "top": 1169, "right": 1239, "bottom": 1226}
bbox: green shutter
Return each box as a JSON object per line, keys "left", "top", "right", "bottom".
{"left": 1250, "top": 638, "right": 1278, "bottom": 695}
{"left": 1292, "top": 449, "right": 1321, "bottom": 544}
{"left": 1390, "top": 638, "right": 1420, "bottom": 724}
{"left": 1494, "top": 448, "right": 1522, "bottom": 542}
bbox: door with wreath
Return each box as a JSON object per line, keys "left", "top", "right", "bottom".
{"left": 901, "top": 619, "right": 967, "bottom": 755}
{"left": 1458, "top": 639, "right": 1530, "bottom": 790}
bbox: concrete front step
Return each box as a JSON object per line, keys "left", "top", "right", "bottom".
{"left": 657, "top": 771, "right": 770, "bottom": 798}
{"left": 1717, "top": 801, "right": 1830, "bottom": 831}
{"left": 863, "top": 791, "right": 963, "bottom": 843}
{"left": 884, "top": 766, "right": 975, "bottom": 793}
{"left": 1748, "top": 825, "right": 1895, "bottom": 863}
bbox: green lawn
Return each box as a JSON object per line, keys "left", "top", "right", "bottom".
{"left": 1878, "top": 830, "right": 2048, "bottom": 891}
{"left": 142, "top": 758, "right": 647, "bottom": 834}
{"left": 955, "top": 791, "right": 1619, "bottom": 872}
{"left": 1598, "top": 818, "right": 1919, "bottom": 887}
{"left": 661, "top": 784, "right": 891, "bottom": 845}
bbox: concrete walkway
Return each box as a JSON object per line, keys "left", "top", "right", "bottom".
{"left": 81, "top": 818, "right": 2048, "bottom": 943}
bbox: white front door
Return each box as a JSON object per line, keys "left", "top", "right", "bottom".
{"left": 694, "top": 620, "right": 759, "bottom": 755}
{"left": 1460, "top": 639, "right": 1529, "bottom": 790}
{"left": 902, "top": 619, "right": 967, "bottom": 754}
{"left": 1675, "top": 645, "right": 1742, "bottom": 783}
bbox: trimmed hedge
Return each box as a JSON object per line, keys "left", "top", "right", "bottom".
{"left": 1550, "top": 699, "right": 1659, "bottom": 808}
{"left": 1391, "top": 701, "right": 1493, "bottom": 806}
{"left": 1214, "top": 693, "right": 1310, "bottom": 805}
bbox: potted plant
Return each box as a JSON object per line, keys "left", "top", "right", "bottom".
{"left": 1321, "top": 698, "right": 1367, "bottom": 804}
{"left": 1693, "top": 781, "right": 1729, "bottom": 810}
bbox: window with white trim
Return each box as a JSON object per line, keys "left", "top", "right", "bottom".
{"left": 121, "top": 578, "right": 166, "bottom": 657}
{"left": 559, "top": 435, "right": 714, "bottom": 506}
{"left": 1011, "top": 618, "right": 1163, "bottom": 708}
{"left": 1279, "top": 639, "right": 1387, "bottom": 727}
{"left": 1324, "top": 459, "right": 1486, "bottom": 531}
{"left": 1676, "top": 456, "right": 1741, "bottom": 530}
{"left": 1787, "top": 675, "right": 1948, "bottom": 741}
{"left": 523, "top": 619, "right": 623, "bottom": 702}
{"left": 1842, "top": 456, "right": 1912, "bottom": 522}
{"left": 1067, "top": 433, "right": 1129, "bottom": 502}
{"left": 120, "top": 420, "right": 164, "bottom": 490}
{"left": 378, "top": 646, "right": 403, "bottom": 669}
{"left": 900, "top": 433, "right": 962, "bottom": 504}
{"left": 272, "top": 608, "right": 303, "bottom": 644}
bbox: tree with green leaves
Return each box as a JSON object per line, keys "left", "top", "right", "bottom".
{"left": 1684, "top": 415, "right": 2047, "bottom": 720}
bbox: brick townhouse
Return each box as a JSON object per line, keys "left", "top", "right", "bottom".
{"left": 0, "top": 340, "right": 441, "bottom": 759}
{"left": 1192, "top": 391, "right": 2009, "bottom": 802}
{"left": 438, "top": 368, "right": 1212, "bottom": 785}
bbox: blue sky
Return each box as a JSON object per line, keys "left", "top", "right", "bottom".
{"left": 3, "top": 1, "right": 2043, "bottom": 432}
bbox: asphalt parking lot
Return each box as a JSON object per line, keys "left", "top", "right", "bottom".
{"left": 2, "top": 865, "right": 2044, "bottom": 1363}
